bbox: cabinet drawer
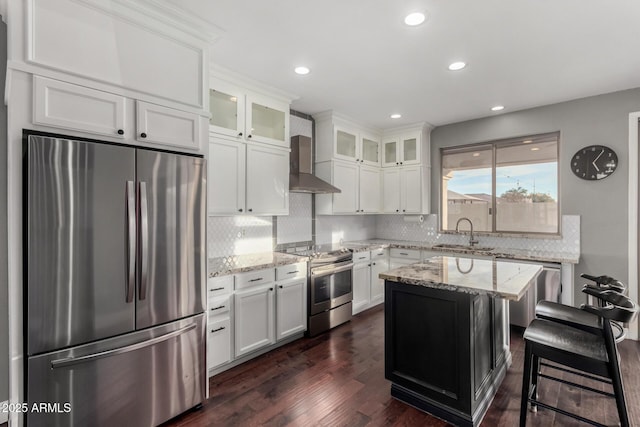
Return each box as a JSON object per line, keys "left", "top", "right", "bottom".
{"left": 207, "top": 275, "right": 234, "bottom": 297}
{"left": 390, "top": 248, "right": 421, "bottom": 260}
{"left": 208, "top": 295, "right": 231, "bottom": 317}
{"left": 371, "top": 248, "right": 388, "bottom": 259}
{"left": 352, "top": 251, "right": 371, "bottom": 263}
{"left": 276, "top": 262, "right": 306, "bottom": 281}
{"left": 235, "top": 268, "right": 276, "bottom": 290}
{"left": 207, "top": 317, "right": 231, "bottom": 369}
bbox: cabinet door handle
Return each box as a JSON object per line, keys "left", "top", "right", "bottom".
{"left": 117, "top": 129, "right": 124, "bottom": 135}
{"left": 279, "top": 285, "right": 283, "bottom": 289}
{"left": 368, "top": 264, "right": 371, "bottom": 267}
{"left": 140, "top": 132, "right": 147, "bottom": 138}
{"left": 400, "top": 162, "right": 403, "bottom": 165}
{"left": 248, "top": 134, "right": 252, "bottom": 139}
{"left": 400, "top": 252, "right": 409, "bottom": 255}
{"left": 402, "top": 209, "right": 406, "bottom": 212}
{"left": 396, "top": 209, "right": 399, "bottom": 212}
{"left": 372, "top": 262, "right": 376, "bottom": 265}
{"left": 210, "top": 305, "right": 226, "bottom": 311}
{"left": 269, "top": 288, "right": 274, "bottom": 291}
{"left": 248, "top": 208, "right": 253, "bottom": 212}
{"left": 287, "top": 270, "right": 299, "bottom": 274}
{"left": 238, "top": 132, "right": 243, "bottom": 137}
{"left": 238, "top": 208, "right": 243, "bottom": 212}
{"left": 211, "top": 326, "right": 226, "bottom": 333}
{"left": 396, "top": 162, "right": 399, "bottom": 165}
{"left": 210, "top": 287, "right": 225, "bottom": 292}
{"left": 356, "top": 158, "right": 360, "bottom": 162}
{"left": 249, "top": 277, "right": 263, "bottom": 282}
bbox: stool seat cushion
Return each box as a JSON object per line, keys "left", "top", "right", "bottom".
{"left": 523, "top": 319, "right": 608, "bottom": 362}
{"left": 536, "top": 300, "right": 601, "bottom": 330}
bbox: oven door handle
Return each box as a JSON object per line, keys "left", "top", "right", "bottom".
{"left": 311, "top": 262, "right": 354, "bottom": 277}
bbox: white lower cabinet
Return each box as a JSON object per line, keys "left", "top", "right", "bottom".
{"left": 352, "top": 260, "right": 371, "bottom": 315}
{"left": 276, "top": 278, "right": 307, "bottom": 340}
{"left": 234, "top": 283, "right": 276, "bottom": 357}
{"left": 207, "top": 275, "right": 234, "bottom": 371}
{"left": 370, "top": 250, "right": 389, "bottom": 305}
{"left": 352, "top": 249, "right": 389, "bottom": 315}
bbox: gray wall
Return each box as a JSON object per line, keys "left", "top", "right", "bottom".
{"left": 0, "top": 17, "right": 8, "bottom": 402}
{"left": 430, "top": 88, "right": 640, "bottom": 304}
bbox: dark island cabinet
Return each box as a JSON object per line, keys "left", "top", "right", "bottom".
{"left": 384, "top": 281, "right": 510, "bottom": 427}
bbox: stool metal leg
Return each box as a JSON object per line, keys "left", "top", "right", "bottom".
{"left": 530, "top": 354, "right": 540, "bottom": 412}
{"left": 520, "top": 341, "right": 533, "bottom": 427}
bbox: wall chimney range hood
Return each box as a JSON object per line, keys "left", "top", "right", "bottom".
{"left": 289, "top": 135, "right": 341, "bottom": 194}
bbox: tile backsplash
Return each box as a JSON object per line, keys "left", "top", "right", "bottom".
{"left": 375, "top": 214, "right": 580, "bottom": 259}
{"left": 207, "top": 216, "right": 274, "bottom": 258}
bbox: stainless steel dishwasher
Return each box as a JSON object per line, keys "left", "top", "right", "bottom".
{"left": 498, "top": 258, "right": 562, "bottom": 327}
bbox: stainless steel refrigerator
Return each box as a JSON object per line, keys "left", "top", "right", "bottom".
{"left": 24, "top": 133, "right": 206, "bottom": 426}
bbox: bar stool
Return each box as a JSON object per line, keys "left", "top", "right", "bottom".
{"left": 535, "top": 273, "right": 627, "bottom": 341}
{"left": 520, "top": 289, "right": 638, "bottom": 427}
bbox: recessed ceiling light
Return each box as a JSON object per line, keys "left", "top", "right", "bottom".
{"left": 472, "top": 152, "right": 480, "bottom": 157}
{"left": 448, "top": 62, "right": 466, "bottom": 71}
{"left": 404, "top": 12, "right": 426, "bottom": 26}
{"left": 531, "top": 147, "right": 540, "bottom": 151}
{"left": 491, "top": 105, "right": 505, "bottom": 111}
{"left": 522, "top": 140, "right": 533, "bottom": 144}
{"left": 390, "top": 114, "right": 402, "bottom": 119}
{"left": 294, "top": 66, "right": 310, "bottom": 75}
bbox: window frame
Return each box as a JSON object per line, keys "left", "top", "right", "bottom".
{"left": 439, "top": 132, "right": 561, "bottom": 237}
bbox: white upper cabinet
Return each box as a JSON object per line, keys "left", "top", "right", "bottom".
{"left": 33, "top": 76, "right": 205, "bottom": 151}
{"left": 383, "top": 166, "right": 428, "bottom": 214}
{"left": 22, "top": 0, "right": 215, "bottom": 109}
{"left": 33, "top": 76, "right": 126, "bottom": 138}
{"left": 208, "top": 137, "right": 246, "bottom": 215}
{"left": 315, "top": 161, "right": 381, "bottom": 215}
{"left": 208, "top": 137, "right": 289, "bottom": 216}
{"left": 136, "top": 101, "right": 203, "bottom": 150}
{"left": 314, "top": 111, "right": 381, "bottom": 166}
{"left": 382, "top": 131, "right": 421, "bottom": 167}
{"left": 209, "top": 73, "right": 293, "bottom": 148}
{"left": 246, "top": 145, "right": 290, "bottom": 215}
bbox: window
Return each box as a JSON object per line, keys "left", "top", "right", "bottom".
{"left": 441, "top": 132, "right": 559, "bottom": 235}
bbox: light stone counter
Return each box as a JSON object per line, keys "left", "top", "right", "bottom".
{"left": 343, "top": 239, "right": 579, "bottom": 264}
{"left": 208, "top": 252, "right": 308, "bottom": 277}
{"left": 379, "top": 255, "right": 543, "bottom": 301}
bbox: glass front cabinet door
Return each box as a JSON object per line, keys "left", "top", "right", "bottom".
{"left": 209, "top": 82, "right": 245, "bottom": 139}
{"left": 246, "top": 94, "right": 289, "bottom": 147}
{"left": 334, "top": 127, "right": 358, "bottom": 162}
{"left": 361, "top": 134, "right": 380, "bottom": 166}
{"left": 401, "top": 134, "right": 421, "bottom": 165}
{"left": 382, "top": 137, "right": 399, "bottom": 167}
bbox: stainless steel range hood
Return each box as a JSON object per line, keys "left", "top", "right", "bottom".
{"left": 290, "top": 135, "right": 341, "bottom": 194}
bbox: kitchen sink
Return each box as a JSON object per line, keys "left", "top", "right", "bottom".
{"left": 432, "top": 243, "right": 495, "bottom": 253}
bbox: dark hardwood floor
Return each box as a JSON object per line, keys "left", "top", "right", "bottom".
{"left": 163, "top": 305, "right": 640, "bottom": 426}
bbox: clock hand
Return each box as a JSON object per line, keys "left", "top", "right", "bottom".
{"left": 592, "top": 149, "right": 604, "bottom": 172}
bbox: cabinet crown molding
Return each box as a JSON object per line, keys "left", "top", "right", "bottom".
{"left": 210, "top": 64, "right": 298, "bottom": 103}
{"left": 382, "top": 121, "right": 433, "bottom": 136}
{"left": 77, "top": 0, "right": 221, "bottom": 43}
{"left": 312, "top": 110, "right": 382, "bottom": 136}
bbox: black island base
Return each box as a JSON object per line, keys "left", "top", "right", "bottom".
{"left": 384, "top": 280, "right": 511, "bottom": 427}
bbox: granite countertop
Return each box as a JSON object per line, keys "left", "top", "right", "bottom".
{"left": 342, "top": 239, "right": 579, "bottom": 264}
{"left": 208, "top": 252, "right": 308, "bottom": 277}
{"left": 379, "top": 256, "right": 543, "bottom": 300}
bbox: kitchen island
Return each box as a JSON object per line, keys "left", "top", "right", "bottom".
{"left": 380, "top": 256, "right": 542, "bottom": 427}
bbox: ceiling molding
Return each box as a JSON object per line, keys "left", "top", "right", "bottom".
{"left": 210, "top": 63, "right": 298, "bottom": 103}
{"left": 75, "top": 0, "right": 222, "bottom": 44}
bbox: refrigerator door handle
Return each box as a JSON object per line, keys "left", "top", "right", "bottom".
{"left": 126, "top": 181, "right": 136, "bottom": 303}
{"left": 138, "top": 181, "right": 149, "bottom": 300}
{"left": 50, "top": 323, "right": 197, "bottom": 369}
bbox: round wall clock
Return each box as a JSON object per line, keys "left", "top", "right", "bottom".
{"left": 570, "top": 145, "right": 618, "bottom": 180}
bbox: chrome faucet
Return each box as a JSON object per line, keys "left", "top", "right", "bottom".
{"left": 455, "top": 217, "right": 479, "bottom": 247}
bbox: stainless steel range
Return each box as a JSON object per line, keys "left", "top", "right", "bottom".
{"left": 291, "top": 245, "right": 353, "bottom": 337}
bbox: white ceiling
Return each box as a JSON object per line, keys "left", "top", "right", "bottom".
{"left": 168, "top": 0, "right": 640, "bottom": 129}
